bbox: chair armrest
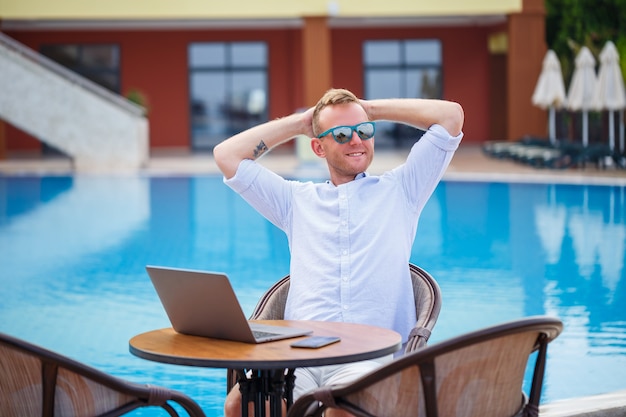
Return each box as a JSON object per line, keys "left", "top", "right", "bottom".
{"left": 404, "top": 326, "right": 432, "bottom": 353}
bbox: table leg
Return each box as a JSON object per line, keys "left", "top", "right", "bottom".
{"left": 285, "top": 369, "right": 296, "bottom": 409}
{"left": 236, "top": 368, "right": 297, "bottom": 417}
{"left": 255, "top": 370, "right": 265, "bottom": 417}
{"left": 267, "top": 369, "right": 285, "bottom": 417}
{"left": 237, "top": 369, "right": 268, "bottom": 417}
{"left": 236, "top": 370, "right": 253, "bottom": 417}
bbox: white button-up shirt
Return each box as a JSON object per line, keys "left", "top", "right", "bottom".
{"left": 225, "top": 124, "right": 462, "bottom": 342}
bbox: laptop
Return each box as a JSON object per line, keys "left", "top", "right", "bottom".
{"left": 145, "top": 265, "right": 312, "bottom": 343}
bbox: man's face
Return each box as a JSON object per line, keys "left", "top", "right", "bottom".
{"left": 313, "top": 103, "right": 375, "bottom": 185}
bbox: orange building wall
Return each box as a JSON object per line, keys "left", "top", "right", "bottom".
{"left": 121, "top": 31, "right": 190, "bottom": 148}
{"left": 5, "top": 29, "right": 306, "bottom": 151}
{"left": 119, "top": 28, "right": 304, "bottom": 148}
{"left": 507, "top": 1, "right": 547, "bottom": 141}
{"left": 332, "top": 25, "right": 491, "bottom": 143}
{"left": 5, "top": 24, "right": 494, "bottom": 153}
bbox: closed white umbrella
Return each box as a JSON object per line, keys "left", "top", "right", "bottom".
{"left": 567, "top": 46, "right": 597, "bottom": 147}
{"left": 532, "top": 50, "right": 567, "bottom": 144}
{"left": 592, "top": 41, "right": 626, "bottom": 152}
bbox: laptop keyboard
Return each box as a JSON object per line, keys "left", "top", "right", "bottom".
{"left": 253, "top": 330, "right": 280, "bottom": 339}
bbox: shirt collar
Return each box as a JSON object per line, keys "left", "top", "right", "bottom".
{"left": 325, "top": 172, "right": 368, "bottom": 185}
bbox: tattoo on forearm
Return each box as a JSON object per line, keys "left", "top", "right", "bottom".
{"left": 253, "top": 140, "right": 269, "bottom": 158}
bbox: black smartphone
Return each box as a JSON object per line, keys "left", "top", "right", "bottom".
{"left": 290, "top": 336, "right": 341, "bottom": 349}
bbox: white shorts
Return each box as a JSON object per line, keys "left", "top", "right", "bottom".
{"left": 292, "top": 354, "right": 394, "bottom": 401}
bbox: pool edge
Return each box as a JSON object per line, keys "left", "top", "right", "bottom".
{"left": 541, "top": 389, "right": 626, "bottom": 417}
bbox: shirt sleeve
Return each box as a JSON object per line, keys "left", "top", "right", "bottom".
{"left": 423, "top": 123, "right": 464, "bottom": 151}
{"left": 396, "top": 124, "right": 463, "bottom": 210}
{"left": 223, "top": 159, "right": 293, "bottom": 230}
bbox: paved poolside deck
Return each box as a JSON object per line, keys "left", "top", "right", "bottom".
{"left": 126, "top": 145, "right": 626, "bottom": 186}
{"left": 1, "top": 145, "right": 626, "bottom": 186}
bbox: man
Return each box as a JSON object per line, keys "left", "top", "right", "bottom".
{"left": 214, "top": 88, "right": 464, "bottom": 416}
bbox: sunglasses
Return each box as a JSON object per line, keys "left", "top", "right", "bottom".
{"left": 317, "top": 122, "right": 376, "bottom": 144}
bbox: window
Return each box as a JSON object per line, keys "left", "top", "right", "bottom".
{"left": 363, "top": 39, "right": 442, "bottom": 145}
{"left": 40, "top": 44, "right": 120, "bottom": 92}
{"left": 189, "top": 42, "right": 268, "bottom": 149}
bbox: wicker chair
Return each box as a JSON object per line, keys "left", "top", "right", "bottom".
{"left": 287, "top": 316, "right": 563, "bottom": 417}
{"left": 226, "top": 263, "right": 442, "bottom": 392}
{"left": 0, "top": 332, "right": 206, "bottom": 417}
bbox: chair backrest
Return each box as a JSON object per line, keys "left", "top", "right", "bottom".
{"left": 250, "top": 263, "right": 441, "bottom": 352}
{"left": 226, "top": 263, "right": 442, "bottom": 392}
{"left": 250, "top": 274, "right": 290, "bottom": 320}
{"left": 0, "top": 332, "right": 205, "bottom": 417}
{"left": 405, "top": 264, "right": 442, "bottom": 352}
{"left": 286, "top": 316, "right": 563, "bottom": 417}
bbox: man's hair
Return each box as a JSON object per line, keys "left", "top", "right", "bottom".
{"left": 312, "top": 88, "right": 363, "bottom": 136}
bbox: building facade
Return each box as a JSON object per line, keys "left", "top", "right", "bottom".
{"left": 0, "top": 0, "right": 548, "bottom": 155}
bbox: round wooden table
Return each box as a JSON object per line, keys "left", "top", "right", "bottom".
{"left": 130, "top": 320, "right": 402, "bottom": 417}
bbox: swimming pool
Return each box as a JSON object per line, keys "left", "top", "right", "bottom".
{"left": 1, "top": 175, "right": 624, "bottom": 416}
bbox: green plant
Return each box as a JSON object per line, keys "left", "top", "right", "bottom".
{"left": 125, "top": 88, "right": 150, "bottom": 115}
{"left": 546, "top": 0, "right": 626, "bottom": 85}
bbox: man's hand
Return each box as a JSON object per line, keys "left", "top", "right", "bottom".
{"left": 300, "top": 107, "right": 316, "bottom": 138}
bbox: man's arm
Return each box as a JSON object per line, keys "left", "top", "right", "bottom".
{"left": 213, "top": 108, "right": 315, "bottom": 179}
{"left": 363, "top": 98, "right": 464, "bottom": 137}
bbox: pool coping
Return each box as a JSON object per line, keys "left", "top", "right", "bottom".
{"left": 541, "top": 389, "right": 626, "bottom": 417}
{"left": 1, "top": 146, "right": 626, "bottom": 187}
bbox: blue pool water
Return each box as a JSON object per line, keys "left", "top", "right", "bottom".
{"left": 1, "top": 175, "right": 625, "bottom": 416}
